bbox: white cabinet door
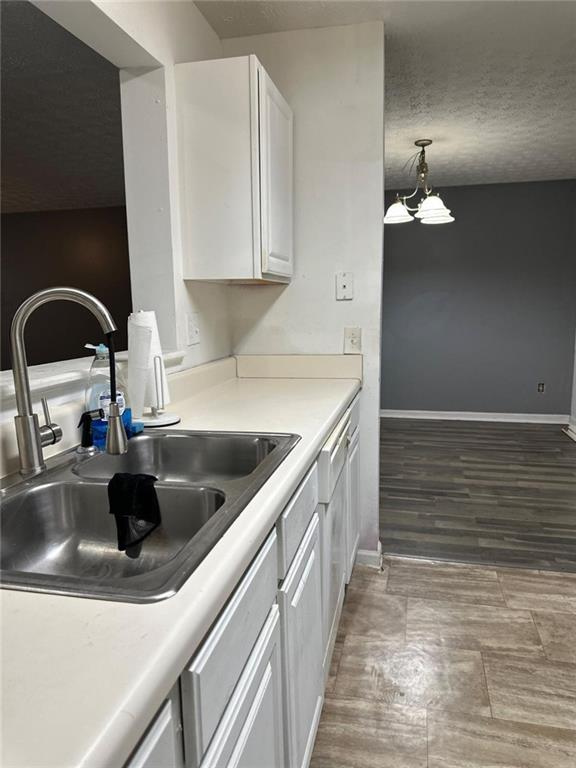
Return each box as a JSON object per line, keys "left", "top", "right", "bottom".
{"left": 127, "top": 690, "right": 184, "bottom": 768}
{"left": 258, "top": 65, "right": 293, "bottom": 280}
{"left": 200, "top": 606, "right": 285, "bottom": 768}
{"left": 345, "top": 427, "right": 360, "bottom": 583}
{"left": 175, "top": 55, "right": 292, "bottom": 283}
{"left": 279, "top": 514, "right": 323, "bottom": 768}
{"left": 320, "top": 466, "right": 347, "bottom": 680}
{"left": 175, "top": 56, "right": 257, "bottom": 281}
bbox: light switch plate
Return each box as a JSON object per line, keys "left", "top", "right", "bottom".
{"left": 336, "top": 271, "right": 354, "bottom": 301}
{"left": 344, "top": 327, "right": 362, "bottom": 353}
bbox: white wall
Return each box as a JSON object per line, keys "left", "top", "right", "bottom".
{"left": 109, "top": 0, "right": 232, "bottom": 367}
{"left": 93, "top": 0, "right": 220, "bottom": 65}
{"left": 223, "top": 23, "right": 385, "bottom": 555}
{"left": 37, "top": 0, "right": 232, "bottom": 367}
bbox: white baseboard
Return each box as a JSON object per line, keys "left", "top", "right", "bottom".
{"left": 380, "top": 409, "right": 569, "bottom": 425}
{"left": 563, "top": 425, "right": 576, "bottom": 442}
{"left": 356, "top": 540, "right": 382, "bottom": 568}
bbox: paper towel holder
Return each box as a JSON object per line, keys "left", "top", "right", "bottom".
{"left": 140, "top": 355, "right": 181, "bottom": 428}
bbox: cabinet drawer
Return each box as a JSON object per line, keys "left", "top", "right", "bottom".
{"left": 349, "top": 394, "right": 360, "bottom": 436}
{"left": 181, "top": 530, "right": 278, "bottom": 767}
{"left": 276, "top": 463, "right": 318, "bottom": 579}
{"left": 318, "top": 412, "right": 350, "bottom": 503}
{"left": 200, "top": 605, "right": 284, "bottom": 768}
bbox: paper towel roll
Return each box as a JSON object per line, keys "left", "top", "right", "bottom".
{"left": 128, "top": 311, "right": 170, "bottom": 418}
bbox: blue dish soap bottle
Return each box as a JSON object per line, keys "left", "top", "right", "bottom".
{"left": 85, "top": 343, "right": 134, "bottom": 449}
{"left": 85, "top": 343, "right": 127, "bottom": 418}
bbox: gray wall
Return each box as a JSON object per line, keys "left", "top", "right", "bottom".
{"left": 571, "top": 333, "right": 576, "bottom": 430}
{"left": 381, "top": 180, "right": 576, "bottom": 414}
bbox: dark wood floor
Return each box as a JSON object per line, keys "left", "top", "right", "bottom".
{"left": 380, "top": 418, "right": 576, "bottom": 571}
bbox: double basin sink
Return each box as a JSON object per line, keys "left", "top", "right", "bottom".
{"left": 1, "top": 431, "right": 299, "bottom": 603}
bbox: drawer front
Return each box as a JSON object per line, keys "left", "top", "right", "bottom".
{"left": 181, "top": 530, "right": 278, "bottom": 767}
{"left": 200, "top": 605, "right": 284, "bottom": 768}
{"left": 349, "top": 394, "right": 360, "bottom": 435}
{"left": 318, "top": 412, "right": 350, "bottom": 503}
{"left": 276, "top": 463, "right": 319, "bottom": 578}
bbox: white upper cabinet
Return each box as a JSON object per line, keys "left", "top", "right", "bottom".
{"left": 175, "top": 56, "right": 293, "bottom": 283}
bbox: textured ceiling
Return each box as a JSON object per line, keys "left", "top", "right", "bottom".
{"left": 196, "top": 1, "right": 576, "bottom": 188}
{"left": 2, "top": 1, "right": 574, "bottom": 205}
{"left": 1, "top": 0, "right": 125, "bottom": 213}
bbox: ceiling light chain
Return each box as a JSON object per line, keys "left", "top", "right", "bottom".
{"left": 384, "top": 139, "right": 455, "bottom": 225}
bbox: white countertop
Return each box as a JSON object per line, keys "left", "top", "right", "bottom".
{"left": 1, "top": 375, "right": 359, "bottom": 768}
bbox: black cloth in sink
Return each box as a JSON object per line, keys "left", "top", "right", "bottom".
{"left": 108, "top": 473, "right": 161, "bottom": 552}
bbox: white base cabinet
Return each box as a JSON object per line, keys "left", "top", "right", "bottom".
{"left": 319, "top": 465, "right": 347, "bottom": 681}
{"left": 199, "top": 606, "right": 284, "bottom": 768}
{"left": 181, "top": 533, "right": 278, "bottom": 767}
{"left": 125, "top": 395, "right": 361, "bottom": 768}
{"left": 278, "top": 513, "right": 324, "bottom": 768}
{"left": 126, "top": 689, "right": 184, "bottom": 768}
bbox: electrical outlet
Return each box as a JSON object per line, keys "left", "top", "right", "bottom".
{"left": 186, "top": 313, "right": 200, "bottom": 346}
{"left": 344, "top": 327, "right": 362, "bottom": 354}
{"left": 537, "top": 382, "right": 546, "bottom": 393}
{"left": 336, "top": 271, "right": 354, "bottom": 301}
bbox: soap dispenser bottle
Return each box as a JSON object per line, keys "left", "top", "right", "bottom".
{"left": 85, "top": 343, "right": 127, "bottom": 420}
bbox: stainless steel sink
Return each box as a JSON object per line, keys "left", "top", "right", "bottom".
{"left": 74, "top": 431, "right": 279, "bottom": 483}
{"left": 2, "top": 481, "right": 224, "bottom": 581}
{"left": 0, "top": 430, "right": 299, "bottom": 602}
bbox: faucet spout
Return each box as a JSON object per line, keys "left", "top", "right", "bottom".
{"left": 10, "top": 287, "right": 121, "bottom": 475}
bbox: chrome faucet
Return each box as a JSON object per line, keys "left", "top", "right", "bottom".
{"left": 10, "top": 287, "right": 128, "bottom": 476}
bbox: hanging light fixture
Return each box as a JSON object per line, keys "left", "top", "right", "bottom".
{"left": 384, "top": 139, "right": 454, "bottom": 225}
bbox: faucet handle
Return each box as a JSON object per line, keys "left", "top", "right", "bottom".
{"left": 39, "top": 396, "right": 63, "bottom": 447}
{"left": 41, "top": 397, "right": 52, "bottom": 426}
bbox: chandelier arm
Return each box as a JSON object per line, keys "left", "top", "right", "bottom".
{"left": 398, "top": 181, "right": 424, "bottom": 212}
{"left": 401, "top": 184, "right": 421, "bottom": 201}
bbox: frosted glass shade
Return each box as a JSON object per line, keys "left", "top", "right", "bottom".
{"left": 415, "top": 194, "right": 454, "bottom": 224}
{"left": 420, "top": 214, "right": 455, "bottom": 224}
{"left": 416, "top": 195, "right": 450, "bottom": 219}
{"left": 383, "top": 200, "right": 414, "bottom": 224}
